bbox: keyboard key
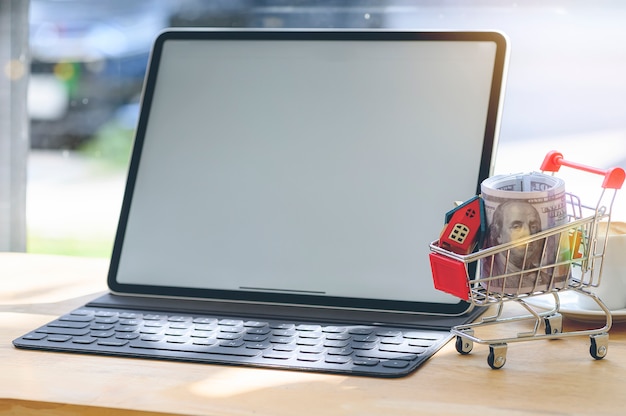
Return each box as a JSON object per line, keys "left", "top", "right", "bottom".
{"left": 270, "top": 336, "right": 294, "bottom": 344}
{"left": 324, "top": 339, "right": 350, "bottom": 348}
{"left": 192, "top": 317, "right": 217, "bottom": 324}
{"left": 272, "top": 329, "right": 296, "bottom": 337}
{"left": 168, "top": 323, "right": 191, "bottom": 330}
{"left": 322, "top": 326, "right": 345, "bottom": 333}
{"left": 243, "top": 321, "right": 267, "bottom": 328}
{"left": 22, "top": 333, "right": 47, "bottom": 341}
{"left": 327, "top": 347, "right": 353, "bottom": 356}
{"left": 115, "top": 333, "right": 140, "bottom": 340}
{"left": 48, "top": 321, "right": 90, "bottom": 329}
{"left": 94, "top": 311, "right": 118, "bottom": 318}
{"left": 300, "top": 345, "right": 324, "bottom": 354}
{"left": 325, "top": 333, "right": 351, "bottom": 341}
{"left": 296, "top": 324, "right": 321, "bottom": 332}
{"left": 47, "top": 335, "right": 72, "bottom": 342}
{"left": 246, "top": 341, "right": 271, "bottom": 350}
{"left": 376, "top": 330, "right": 403, "bottom": 337}
{"left": 263, "top": 350, "right": 294, "bottom": 360}
{"left": 352, "top": 334, "right": 378, "bottom": 343}
{"left": 69, "top": 309, "right": 92, "bottom": 316}
{"left": 273, "top": 343, "right": 296, "bottom": 352}
{"left": 142, "top": 321, "right": 166, "bottom": 328}
{"left": 144, "top": 314, "right": 168, "bottom": 321}
{"left": 59, "top": 314, "right": 94, "bottom": 323}
{"left": 115, "top": 326, "right": 138, "bottom": 333}
{"left": 189, "top": 330, "right": 212, "bottom": 338}
{"left": 298, "top": 331, "right": 322, "bottom": 339}
{"left": 194, "top": 324, "right": 217, "bottom": 331}
{"left": 403, "top": 331, "right": 443, "bottom": 340}
{"left": 98, "top": 339, "right": 129, "bottom": 347}
{"left": 219, "top": 339, "right": 245, "bottom": 348}
{"left": 166, "top": 337, "right": 189, "bottom": 344}
{"left": 90, "top": 324, "right": 115, "bottom": 331}
{"left": 219, "top": 326, "right": 243, "bottom": 334}
{"left": 141, "top": 335, "right": 163, "bottom": 342}
{"left": 219, "top": 319, "right": 243, "bottom": 326}
{"left": 91, "top": 330, "right": 115, "bottom": 338}
{"left": 140, "top": 327, "right": 162, "bottom": 335}
{"left": 353, "top": 357, "right": 379, "bottom": 366}
{"left": 296, "top": 338, "right": 320, "bottom": 346}
{"left": 325, "top": 355, "right": 351, "bottom": 365}
{"left": 269, "top": 323, "right": 294, "bottom": 330}
{"left": 262, "top": 350, "right": 292, "bottom": 360}
{"left": 378, "top": 344, "right": 426, "bottom": 355}
{"left": 72, "top": 337, "right": 97, "bottom": 344}
{"left": 168, "top": 316, "right": 192, "bottom": 323}
{"left": 217, "top": 333, "right": 241, "bottom": 341}
{"left": 408, "top": 339, "right": 436, "bottom": 348}
{"left": 379, "top": 336, "right": 404, "bottom": 345}
{"left": 355, "top": 350, "right": 417, "bottom": 361}
{"left": 351, "top": 341, "right": 376, "bottom": 350}
{"left": 36, "top": 327, "right": 90, "bottom": 336}
{"left": 246, "top": 327, "right": 271, "bottom": 335}
{"left": 348, "top": 327, "right": 374, "bottom": 335}
{"left": 94, "top": 316, "right": 119, "bottom": 324}
{"left": 382, "top": 360, "right": 411, "bottom": 369}
{"left": 119, "top": 313, "right": 141, "bottom": 319}
{"left": 205, "top": 346, "right": 260, "bottom": 357}
{"left": 297, "top": 353, "right": 321, "bottom": 362}
{"left": 243, "top": 334, "right": 268, "bottom": 342}
{"left": 192, "top": 338, "right": 217, "bottom": 346}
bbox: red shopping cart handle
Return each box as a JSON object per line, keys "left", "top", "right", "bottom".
{"left": 540, "top": 150, "right": 625, "bottom": 189}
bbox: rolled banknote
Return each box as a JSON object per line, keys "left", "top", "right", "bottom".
{"left": 480, "top": 172, "right": 570, "bottom": 294}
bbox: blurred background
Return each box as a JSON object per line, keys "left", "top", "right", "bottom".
{"left": 14, "top": 0, "right": 626, "bottom": 257}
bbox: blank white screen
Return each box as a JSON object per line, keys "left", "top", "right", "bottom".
{"left": 115, "top": 37, "right": 499, "bottom": 306}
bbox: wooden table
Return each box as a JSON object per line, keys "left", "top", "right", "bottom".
{"left": 2, "top": 252, "right": 626, "bottom": 415}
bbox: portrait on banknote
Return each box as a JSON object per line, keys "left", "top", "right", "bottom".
{"left": 480, "top": 172, "right": 570, "bottom": 294}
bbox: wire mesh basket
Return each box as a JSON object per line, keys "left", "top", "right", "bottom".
{"left": 429, "top": 150, "right": 625, "bottom": 369}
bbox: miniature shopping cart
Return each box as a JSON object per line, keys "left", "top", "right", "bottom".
{"left": 429, "top": 150, "right": 625, "bottom": 369}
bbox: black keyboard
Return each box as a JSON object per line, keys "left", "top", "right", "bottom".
{"left": 13, "top": 306, "right": 450, "bottom": 377}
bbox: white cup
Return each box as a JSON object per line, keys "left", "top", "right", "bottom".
{"left": 577, "top": 221, "right": 626, "bottom": 311}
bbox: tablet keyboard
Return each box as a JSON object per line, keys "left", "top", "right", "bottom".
{"left": 13, "top": 306, "right": 450, "bottom": 377}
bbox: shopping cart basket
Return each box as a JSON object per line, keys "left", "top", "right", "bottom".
{"left": 429, "top": 150, "right": 625, "bottom": 369}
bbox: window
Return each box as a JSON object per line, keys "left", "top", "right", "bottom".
{"left": 11, "top": 0, "right": 626, "bottom": 257}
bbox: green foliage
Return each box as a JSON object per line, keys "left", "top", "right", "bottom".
{"left": 79, "top": 120, "right": 134, "bottom": 169}
{"left": 27, "top": 233, "right": 113, "bottom": 258}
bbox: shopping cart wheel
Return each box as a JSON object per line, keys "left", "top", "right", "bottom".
{"left": 589, "top": 333, "right": 609, "bottom": 360}
{"left": 487, "top": 344, "right": 507, "bottom": 369}
{"left": 455, "top": 336, "right": 473, "bottom": 355}
{"left": 544, "top": 313, "right": 563, "bottom": 335}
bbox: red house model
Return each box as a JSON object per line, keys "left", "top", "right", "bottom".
{"left": 438, "top": 195, "right": 486, "bottom": 255}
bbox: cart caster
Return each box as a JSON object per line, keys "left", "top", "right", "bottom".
{"left": 487, "top": 344, "right": 507, "bottom": 369}
{"left": 590, "top": 333, "right": 609, "bottom": 360}
{"left": 455, "top": 336, "right": 473, "bottom": 355}
{"left": 544, "top": 313, "right": 563, "bottom": 335}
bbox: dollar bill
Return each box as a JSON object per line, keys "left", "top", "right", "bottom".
{"left": 480, "top": 172, "right": 570, "bottom": 294}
